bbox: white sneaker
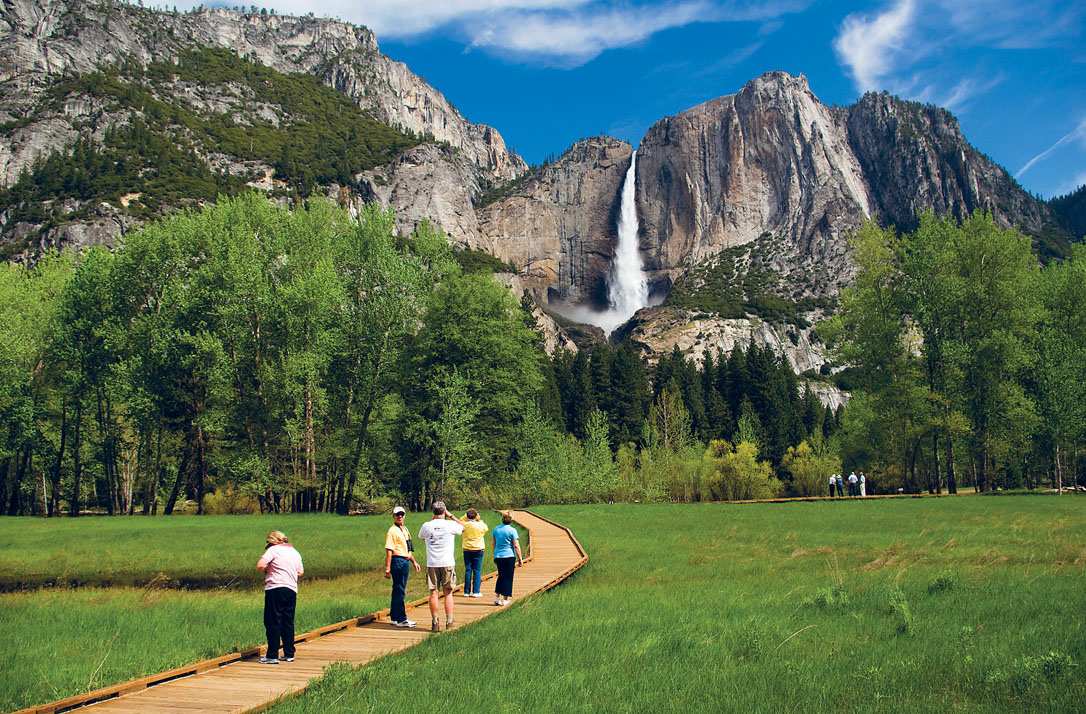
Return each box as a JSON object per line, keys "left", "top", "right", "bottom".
{"left": 494, "top": 596, "right": 503, "bottom": 606}
{"left": 396, "top": 619, "right": 417, "bottom": 628}
{"left": 471, "top": 592, "right": 482, "bottom": 598}
{"left": 502, "top": 599, "right": 511, "bottom": 606}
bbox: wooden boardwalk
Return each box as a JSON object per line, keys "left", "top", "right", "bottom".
{"left": 16, "top": 510, "right": 586, "bottom": 714}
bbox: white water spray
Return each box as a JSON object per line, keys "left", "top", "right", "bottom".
{"left": 607, "top": 150, "right": 649, "bottom": 322}
{"left": 551, "top": 151, "right": 652, "bottom": 335}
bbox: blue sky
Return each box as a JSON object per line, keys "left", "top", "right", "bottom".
{"left": 185, "top": 1, "right": 1085, "bottom": 199}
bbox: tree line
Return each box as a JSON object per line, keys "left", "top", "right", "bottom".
{"left": 822, "top": 211, "right": 1086, "bottom": 494}
{"left": 0, "top": 198, "right": 1081, "bottom": 516}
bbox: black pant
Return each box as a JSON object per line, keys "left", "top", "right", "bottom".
{"left": 264, "top": 587, "right": 297, "bottom": 659}
{"left": 494, "top": 557, "right": 516, "bottom": 598}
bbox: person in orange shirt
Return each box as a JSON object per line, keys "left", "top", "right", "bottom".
{"left": 384, "top": 506, "right": 421, "bottom": 627}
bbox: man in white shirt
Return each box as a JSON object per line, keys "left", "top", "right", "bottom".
{"left": 418, "top": 500, "right": 465, "bottom": 632}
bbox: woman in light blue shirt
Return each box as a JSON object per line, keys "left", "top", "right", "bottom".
{"left": 492, "top": 511, "right": 523, "bottom": 606}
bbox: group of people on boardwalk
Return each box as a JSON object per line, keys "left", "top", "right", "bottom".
{"left": 387, "top": 501, "right": 523, "bottom": 632}
{"left": 255, "top": 503, "right": 523, "bottom": 663}
{"left": 829, "top": 471, "right": 867, "bottom": 497}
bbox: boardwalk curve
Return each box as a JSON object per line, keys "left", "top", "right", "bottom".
{"left": 15, "top": 510, "right": 586, "bottom": 714}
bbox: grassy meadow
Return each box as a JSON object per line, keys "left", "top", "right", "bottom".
{"left": 270, "top": 497, "right": 1085, "bottom": 714}
{"left": 0, "top": 511, "right": 516, "bottom": 712}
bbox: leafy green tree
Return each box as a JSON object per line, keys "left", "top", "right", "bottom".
{"left": 405, "top": 272, "right": 544, "bottom": 502}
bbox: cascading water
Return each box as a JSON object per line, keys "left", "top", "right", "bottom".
{"left": 552, "top": 150, "right": 652, "bottom": 335}
{"left": 605, "top": 150, "right": 649, "bottom": 327}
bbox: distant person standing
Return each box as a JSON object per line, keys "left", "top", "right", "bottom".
{"left": 385, "top": 506, "right": 421, "bottom": 628}
{"left": 418, "top": 501, "right": 465, "bottom": 632}
{"left": 835, "top": 474, "right": 845, "bottom": 498}
{"left": 257, "top": 530, "right": 303, "bottom": 664}
{"left": 461, "top": 509, "right": 489, "bottom": 598}
{"left": 492, "top": 510, "right": 524, "bottom": 607}
{"left": 829, "top": 473, "right": 837, "bottom": 497}
{"left": 849, "top": 471, "right": 859, "bottom": 497}
{"left": 860, "top": 472, "right": 867, "bottom": 497}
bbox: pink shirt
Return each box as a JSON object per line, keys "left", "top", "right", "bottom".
{"left": 257, "top": 544, "right": 303, "bottom": 592}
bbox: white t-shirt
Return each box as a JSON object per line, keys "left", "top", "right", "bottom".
{"left": 849, "top": 473, "right": 858, "bottom": 483}
{"left": 257, "top": 544, "right": 303, "bottom": 592}
{"left": 418, "top": 518, "right": 464, "bottom": 568}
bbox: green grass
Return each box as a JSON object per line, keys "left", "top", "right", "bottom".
{"left": 269, "top": 497, "right": 1085, "bottom": 714}
{"left": 0, "top": 511, "right": 520, "bottom": 711}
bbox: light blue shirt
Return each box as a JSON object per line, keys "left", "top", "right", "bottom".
{"left": 493, "top": 524, "right": 519, "bottom": 558}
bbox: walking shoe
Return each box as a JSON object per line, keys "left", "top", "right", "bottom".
{"left": 259, "top": 657, "right": 279, "bottom": 664}
{"left": 471, "top": 592, "right": 482, "bottom": 598}
{"left": 396, "top": 619, "right": 417, "bottom": 628}
{"left": 502, "top": 599, "right": 511, "bottom": 606}
{"left": 494, "top": 596, "right": 503, "bottom": 606}
{"left": 284, "top": 656, "right": 295, "bottom": 662}
{"left": 431, "top": 619, "right": 441, "bottom": 633}
{"left": 446, "top": 618, "right": 454, "bottom": 629}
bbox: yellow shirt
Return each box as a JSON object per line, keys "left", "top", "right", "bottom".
{"left": 462, "top": 519, "right": 489, "bottom": 551}
{"left": 385, "top": 524, "right": 412, "bottom": 557}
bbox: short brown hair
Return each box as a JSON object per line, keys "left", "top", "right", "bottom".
{"left": 501, "top": 510, "right": 513, "bottom": 525}
{"left": 466, "top": 508, "right": 478, "bottom": 519}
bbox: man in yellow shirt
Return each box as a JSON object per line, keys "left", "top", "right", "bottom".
{"left": 384, "top": 506, "right": 421, "bottom": 627}
{"left": 461, "top": 509, "right": 489, "bottom": 597}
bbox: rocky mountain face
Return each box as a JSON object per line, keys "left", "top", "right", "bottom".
{"left": 843, "top": 92, "right": 1053, "bottom": 236}
{"left": 0, "top": 0, "right": 523, "bottom": 248}
{"left": 636, "top": 72, "right": 871, "bottom": 296}
{"left": 475, "top": 137, "right": 633, "bottom": 305}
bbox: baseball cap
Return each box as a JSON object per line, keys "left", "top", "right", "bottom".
{"left": 392, "top": 506, "right": 406, "bottom": 515}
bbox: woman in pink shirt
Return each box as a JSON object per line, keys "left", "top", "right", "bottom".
{"left": 256, "top": 530, "right": 304, "bottom": 664}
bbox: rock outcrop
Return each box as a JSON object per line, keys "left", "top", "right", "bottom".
{"left": 357, "top": 143, "right": 482, "bottom": 244}
{"left": 0, "top": 0, "right": 524, "bottom": 188}
{"left": 843, "top": 92, "right": 1053, "bottom": 235}
{"left": 475, "top": 137, "right": 633, "bottom": 306}
{"left": 637, "top": 72, "right": 871, "bottom": 296}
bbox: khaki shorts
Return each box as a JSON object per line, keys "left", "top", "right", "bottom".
{"left": 426, "top": 566, "right": 456, "bottom": 591}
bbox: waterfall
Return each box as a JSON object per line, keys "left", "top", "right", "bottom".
{"left": 547, "top": 150, "right": 653, "bottom": 335}
{"left": 606, "top": 150, "right": 649, "bottom": 322}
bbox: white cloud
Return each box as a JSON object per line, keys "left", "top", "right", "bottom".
{"left": 832, "top": 0, "right": 916, "bottom": 93}
{"left": 469, "top": 2, "right": 713, "bottom": 62}
{"left": 1016, "top": 116, "right": 1086, "bottom": 180}
{"left": 163, "top": 1, "right": 811, "bottom": 64}
{"left": 832, "top": 0, "right": 1081, "bottom": 109}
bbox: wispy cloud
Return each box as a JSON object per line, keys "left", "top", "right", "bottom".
{"left": 832, "top": 1, "right": 1082, "bottom": 110}
{"left": 469, "top": 2, "right": 713, "bottom": 64}
{"left": 166, "top": 0, "right": 812, "bottom": 65}
{"left": 1016, "top": 116, "right": 1086, "bottom": 179}
{"left": 832, "top": 0, "right": 916, "bottom": 93}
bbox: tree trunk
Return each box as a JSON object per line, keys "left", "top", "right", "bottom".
{"left": 50, "top": 398, "right": 67, "bottom": 517}
{"left": 164, "top": 429, "right": 193, "bottom": 515}
{"left": 195, "top": 424, "right": 207, "bottom": 515}
{"left": 70, "top": 401, "right": 83, "bottom": 517}
{"left": 945, "top": 434, "right": 957, "bottom": 494}
{"left": 7, "top": 451, "right": 27, "bottom": 515}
